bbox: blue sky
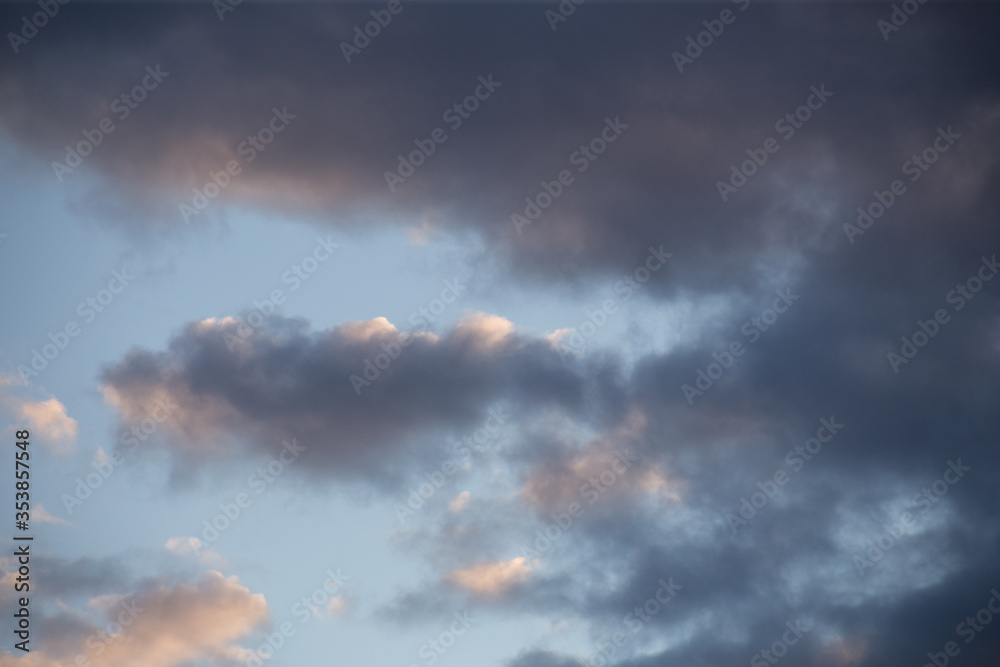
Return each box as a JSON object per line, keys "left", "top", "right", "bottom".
{"left": 0, "top": 133, "right": 667, "bottom": 666}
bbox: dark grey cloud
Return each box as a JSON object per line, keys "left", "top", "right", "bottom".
{"left": 366, "top": 264, "right": 1000, "bottom": 664}
{"left": 2, "top": 2, "right": 997, "bottom": 297}
{"left": 99, "top": 312, "right": 626, "bottom": 486}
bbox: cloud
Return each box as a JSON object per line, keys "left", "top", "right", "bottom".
{"left": 2, "top": 3, "right": 996, "bottom": 301}
{"left": 0, "top": 555, "right": 126, "bottom": 606}
{"left": 517, "top": 408, "right": 682, "bottom": 512}
{"left": 99, "top": 311, "right": 622, "bottom": 487}
{"left": 823, "top": 636, "right": 869, "bottom": 666}
{"left": 444, "top": 557, "right": 532, "bottom": 597}
{"left": 164, "top": 536, "right": 201, "bottom": 556}
{"left": 0, "top": 380, "right": 77, "bottom": 455}
{"left": 19, "top": 398, "right": 77, "bottom": 446}
{"left": 325, "top": 595, "right": 351, "bottom": 618}
{"left": 0, "top": 571, "right": 268, "bottom": 667}
{"left": 164, "top": 536, "right": 226, "bottom": 569}
{"left": 99, "top": 258, "right": 1000, "bottom": 667}
{"left": 10, "top": 4, "right": 1000, "bottom": 666}
{"left": 449, "top": 491, "right": 471, "bottom": 513}
{"left": 31, "top": 504, "right": 69, "bottom": 526}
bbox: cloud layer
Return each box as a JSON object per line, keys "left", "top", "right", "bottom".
{"left": 5, "top": 2, "right": 1000, "bottom": 666}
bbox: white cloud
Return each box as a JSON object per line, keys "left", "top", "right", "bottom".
{"left": 326, "top": 595, "right": 351, "bottom": 617}
{"left": 449, "top": 490, "right": 471, "bottom": 513}
{"left": 444, "top": 557, "right": 531, "bottom": 597}
{"left": 165, "top": 536, "right": 227, "bottom": 568}
{"left": 0, "top": 571, "right": 267, "bottom": 667}
{"left": 20, "top": 398, "right": 78, "bottom": 450}
{"left": 0, "top": 379, "right": 78, "bottom": 456}
{"left": 32, "top": 504, "right": 69, "bottom": 526}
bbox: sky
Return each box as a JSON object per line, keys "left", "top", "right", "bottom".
{"left": 0, "top": 1, "right": 999, "bottom": 667}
